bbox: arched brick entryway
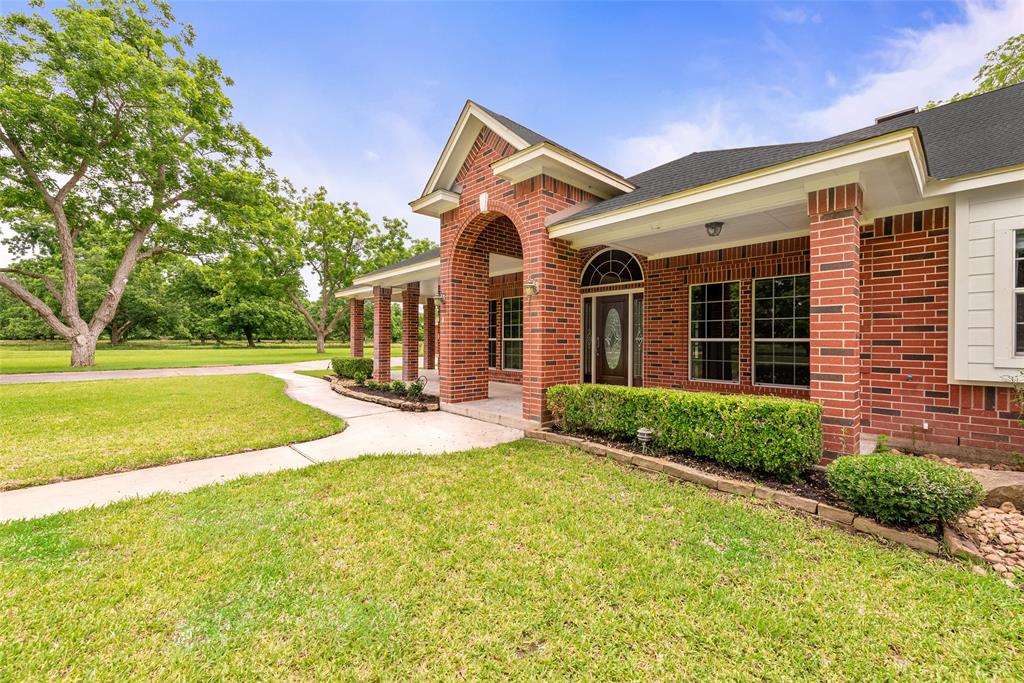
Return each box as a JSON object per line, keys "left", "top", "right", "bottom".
{"left": 440, "top": 197, "right": 584, "bottom": 423}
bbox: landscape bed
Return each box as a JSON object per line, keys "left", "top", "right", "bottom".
{"left": 1, "top": 440, "right": 1021, "bottom": 680}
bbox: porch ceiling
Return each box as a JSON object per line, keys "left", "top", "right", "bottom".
{"left": 339, "top": 254, "right": 523, "bottom": 300}
{"left": 550, "top": 137, "right": 929, "bottom": 258}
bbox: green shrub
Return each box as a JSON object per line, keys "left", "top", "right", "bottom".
{"left": 827, "top": 454, "right": 983, "bottom": 527}
{"left": 546, "top": 384, "right": 822, "bottom": 481}
{"left": 391, "top": 380, "right": 406, "bottom": 395}
{"left": 331, "top": 357, "right": 373, "bottom": 379}
{"left": 353, "top": 371, "right": 366, "bottom": 386}
{"left": 407, "top": 381, "right": 423, "bottom": 399}
{"left": 365, "top": 379, "right": 378, "bottom": 391}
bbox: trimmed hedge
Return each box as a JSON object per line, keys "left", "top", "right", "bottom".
{"left": 827, "top": 454, "right": 984, "bottom": 527}
{"left": 331, "top": 357, "right": 373, "bottom": 379}
{"left": 546, "top": 384, "right": 822, "bottom": 481}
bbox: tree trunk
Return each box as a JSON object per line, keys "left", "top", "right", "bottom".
{"left": 244, "top": 329, "right": 255, "bottom": 348}
{"left": 316, "top": 332, "right": 326, "bottom": 353}
{"left": 70, "top": 333, "right": 98, "bottom": 367}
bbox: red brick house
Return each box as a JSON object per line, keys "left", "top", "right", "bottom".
{"left": 339, "top": 85, "right": 1024, "bottom": 459}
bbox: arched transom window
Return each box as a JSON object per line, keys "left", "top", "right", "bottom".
{"left": 581, "top": 249, "right": 643, "bottom": 287}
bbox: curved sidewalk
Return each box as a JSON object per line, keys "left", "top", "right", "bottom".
{"left": 0, "top": 370, "right": 522, "bottom": 522}
{"left": 0, "top": 359, "right": 335, "bottom": 384}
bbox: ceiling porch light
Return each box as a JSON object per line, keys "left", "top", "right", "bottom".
{"left": 705, "top": 221, "right": 724, "bottom": 237}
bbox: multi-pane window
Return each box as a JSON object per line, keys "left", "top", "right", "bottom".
{"left": 632, "top": 294, "right": 644, "bottom": 387}
{"left": 1016, "top": 232, "right": 1024, "bottom": 355}
{"left": 753, "top": 275, "right": 811, "bottom": 387}
{"left": 502, "top": 296, "right": 523, "bottom": 370}
{"left": 690, "top": 282, "right": 740, "bottom": 382}
{"left": 487, "top": 299, "right": 498, "bottom": 368}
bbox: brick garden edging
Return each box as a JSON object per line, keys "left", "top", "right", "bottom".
{"left": 527, "top": 429, "right": 942, "bottom": 556}
{"left": 329, "top": 378, "right": 439, "bottom": 412}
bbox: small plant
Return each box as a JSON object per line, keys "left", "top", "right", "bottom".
{"left": 391, "top": 380, "right": 406, "bottom": 395}
{"left": 874, "top": 433, "right": 890, "bottom": 454}
{"left": 827, "top": 453, "right": 984, "bottom": 527}
{"left": 407, "top": 381, "right": 423, "bottom": 400}
{"left": 331, "top": 357, "right": 374, "bottom": 379}
{"left": 353, "top": 371, "right": 366, "bottom": 386}
{"left": 365, "top": 379, "right": 378, "bottom": 391}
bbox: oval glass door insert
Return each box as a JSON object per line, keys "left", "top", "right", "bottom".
{"left": 604, "top": 308, "right": 623, "bottom": 370}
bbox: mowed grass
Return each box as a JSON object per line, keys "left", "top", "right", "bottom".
{"left": 0, "top": 374, "right": 345, "bottom": 490}
{"left": 1, "top": 440, "right": 1021, "bottom": 680}
{"left": 0, "top": 339, "right": 407, "bottom": 374}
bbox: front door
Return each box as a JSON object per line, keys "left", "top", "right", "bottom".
{"left": 596, "top": 295, "right": 629, "bottom": 385}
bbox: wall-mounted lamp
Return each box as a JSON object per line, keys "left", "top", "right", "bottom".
{"left": 705, "top": 221, "right": 724, "bottom": 237}
{"left": 524, "top": 275, "right": 540, "bottom": 297}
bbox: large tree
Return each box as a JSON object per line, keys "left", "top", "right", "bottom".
{"left": 245, "top": 184, "right": 435, "bottom": 353}
{"left": 0, "top": 0, "right": 268, "bottom": 366}
{"left": 930, "top": 32, "right": 1024, "bottom": 106}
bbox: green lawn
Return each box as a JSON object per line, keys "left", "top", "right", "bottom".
{"left": 0, "top": 374, "right": 345, "bottom": 490}
{"left": 0, "top": 339, "right": 408, "bottom": 374}
{"left": 2, "top": 440, "right": 1020, "bottom": 680}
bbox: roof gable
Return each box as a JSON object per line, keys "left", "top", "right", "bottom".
{"left": 419, "top": 101, "right": 540, "bottom": 197}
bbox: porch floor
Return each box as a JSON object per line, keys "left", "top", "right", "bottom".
{"left": 389, "top": 368, "right": 531, "bottom": 431}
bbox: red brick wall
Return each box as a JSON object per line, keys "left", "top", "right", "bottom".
{"left": 641, "top": 238, "right": 811, "bottom": 399}
{"left": 861, "top": 207, "right": 1024, "bottom": 452}
{"left": 349, "top": 299, "right": 364, "bottom": 358}
{"left": 401, "top": 283, "right": 420, "bottom": 381}
{"left": 439, "top": 127, "right": 595, "bottom": 421}
{"left": 372, "top": 286, "right": 392, "bottom": 382}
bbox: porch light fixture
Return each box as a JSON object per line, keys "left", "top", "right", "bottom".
{"left": 705, "top": 221, "right": 724, "bottom": 237}
{"left": 524, "top": 275, "right": 540, "bottom": 297}
{"left": 637, "top": 427, "right": 654, "bottom": 454}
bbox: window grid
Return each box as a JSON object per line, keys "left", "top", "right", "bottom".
{"left": 502, "top": 296, "right": 523, "bottom": 371}
{"left": 753, "top": 275, "right": 811, "bottom": 388}
{"left": 582, "top": 249, "right": 644, "bottom": 287}
{"left": 689, "top": 281, "right": 740, "bottom": 383}
{"left": 487, "top": 299, "right": 498, "bottom": 369}
{"left": 1016, "top": 232, "right": 1024, "bottom": 355}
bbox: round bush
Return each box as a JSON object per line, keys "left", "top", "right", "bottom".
{"left": 826, "top": 454, "right": 984, "bottom": 527}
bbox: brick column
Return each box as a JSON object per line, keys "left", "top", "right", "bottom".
{"left": 808, "top": 183, "right": 863, "bottom": 458}
{"left": 522, "top": 236, "right": 581, "bottom": 423}
{"left": 349, "top": 299, "right": 364, "bottom": 358}
{"left": 402, "top": 283, "right": 420, "bottom": 381}
{"left": 423, "top": 297, "right": 436, "bottom": 370}
{"left": 372, "top": 286, "right": 392, "bottom": 382}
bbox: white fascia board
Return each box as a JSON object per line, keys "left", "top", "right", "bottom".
{"left": 648, "top": 229, "right": 809, "bottom": 260}
{"left": 490, "top": 143, "right": 635, "bottom": 199}
{"left": 352, "top": 258, "right": 442, "bottom": 288}
{"left": 334, "top": 285, "right": 374, "bottom": 300}
{"left": 548, "top": 130, "right": 928, "bottom": 242}
{"left": 923, "top": 163, "right": 1024, "bottom": 196}
{"left": 409, "top": 189, "right": 461, "bottom": 217}
{"left": 420, "top": 102, "right": 531, "bottom": 198}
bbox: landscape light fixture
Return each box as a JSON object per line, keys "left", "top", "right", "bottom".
{"left": 637, "top": 427, "right": 654, "bottom": 454}
{"left": 705, "top": 221, "right": 724, "bottom": 237}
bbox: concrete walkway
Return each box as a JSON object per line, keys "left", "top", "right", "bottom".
{"left": 0, "top": 368, "right": 522, "bottom": 522}
{"left": 1, "top": 358, "right": 338, "bottom": 384}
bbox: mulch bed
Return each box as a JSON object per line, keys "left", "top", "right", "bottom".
{"left": 552, "top": 428, "right": 849, "bottom": 508}
{"left": 330, "top": 378, "right": 439, "bottom": 411}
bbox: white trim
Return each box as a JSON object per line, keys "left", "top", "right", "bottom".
{"left": 549, "top": 130, "right": 928, "bottom": 241}
{"left": 924, "top": 164, "right": 1024, "bottom": 197}
{"left": 352, "top": 257, "right": 441, "bottom": 287}
{"left": 580, "top": 247, "right": 645, "bottom": 287}
{"left": 409, "top": 189, "right": 460, "bottom": 217}
{"left": 419, "top": 101, "right": 532, "bottom": 199}
{"left": 501, "top": 295, "right": 524, "bottom": 371}
{"left": 993, "top": 222, "right": 1024, "bottom": 368}
{"left": 334, "top": 285, "right": 374, "bottom": 300}
{"left": 491, "top": 142, "right": 635, "bottom": 199}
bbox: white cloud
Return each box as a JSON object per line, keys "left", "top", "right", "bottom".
{"left": 769, "top": 6, "right": 821, "bottom": 25}
{"left": 610, "top": 102, "right": 767, "bottom": 175}
{"left": 800, "top": 0, "right": 1024, "bottom": 136}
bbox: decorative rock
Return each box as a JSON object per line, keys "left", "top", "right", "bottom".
{"left": 1000, "top": 502, "right": 1017, "bottom": 514}
{"left": 973, "top": 565, "right": 988, "bottom": 577}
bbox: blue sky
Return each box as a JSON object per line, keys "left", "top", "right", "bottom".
{"left": 2, "top": 0, "right": 1023, "bottom": 282}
